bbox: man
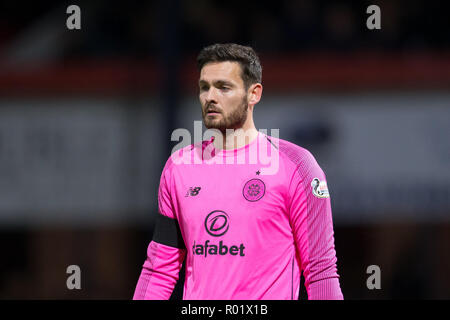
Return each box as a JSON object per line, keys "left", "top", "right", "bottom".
{"left": 133, "top": 43, "right": 343, "bottom": 300}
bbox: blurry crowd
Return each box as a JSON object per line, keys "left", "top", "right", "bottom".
{"left": 0, "top": 0, "right": 448, "bottom": 61}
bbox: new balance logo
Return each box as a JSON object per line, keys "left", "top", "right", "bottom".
{"left": 185, "top": 186, "right": 201, "bottom": 197}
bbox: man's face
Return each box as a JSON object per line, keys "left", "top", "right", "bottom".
{"left": 199, "top": 61, "right": 249, "bottom": 133}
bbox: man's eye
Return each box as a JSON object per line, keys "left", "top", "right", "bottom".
{"left": 200, "top": 86, "right": 208, "bottom": 91}
{"left": 220, "top": 87, "right": 230, "bottom": 91}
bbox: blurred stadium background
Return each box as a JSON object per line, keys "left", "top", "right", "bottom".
{"left": 0, "top": 0, "right": 449, "bottom": 299}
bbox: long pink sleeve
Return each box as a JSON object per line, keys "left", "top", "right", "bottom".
{"left": 133, "top": 158, "right": 186, "bottom": 300}
{"left": 287, "top": 149, "right": 343, "bottom": 300}
{"left": 133, "top": 241, "right": 186, "bottom": 300}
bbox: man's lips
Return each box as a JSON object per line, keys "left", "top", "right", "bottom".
{"left": 205, "top": 109, "right": 222, "bottom": 115}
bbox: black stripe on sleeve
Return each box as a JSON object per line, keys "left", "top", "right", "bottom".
{"left": 152, "top": 214, "right": 186, "bottom": 249}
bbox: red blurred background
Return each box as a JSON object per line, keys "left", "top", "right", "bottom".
{"left": 0, "top": 0, "right": 449, "bottom": 299}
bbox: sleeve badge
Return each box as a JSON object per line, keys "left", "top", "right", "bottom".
{"left": 311, "top": 177, "right": 330, "bottom": 198}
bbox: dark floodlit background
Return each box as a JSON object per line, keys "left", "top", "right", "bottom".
{"left": 0, "top": 0, "right": 449, "bottom": 299}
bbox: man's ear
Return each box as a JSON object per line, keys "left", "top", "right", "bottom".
{"left": 247, "top": 83, "right": 263, "bottom": 106}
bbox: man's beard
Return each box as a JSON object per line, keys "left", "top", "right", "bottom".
{"left": 202, "top": 96, "right": 248, "bottom": 134}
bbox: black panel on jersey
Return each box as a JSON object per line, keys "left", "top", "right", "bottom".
{"left": 152, "top": 213, "right": 186, "bottom": 249}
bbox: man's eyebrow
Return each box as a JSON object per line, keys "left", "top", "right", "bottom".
{"left": 198, "top": 79, "right": 210, "bottom": 87}
{"left": 198, "top": 79, "right": 236, "bottom": 88}
{"left": 214, "top": 80, "right": 234, "bottom": 86}
{"left": 199, "top": 79, "right": 233, "bottom": 85}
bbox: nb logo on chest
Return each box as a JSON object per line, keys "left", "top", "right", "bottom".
{"left": 186, "top": 186, "right": 201, "bottom": 197}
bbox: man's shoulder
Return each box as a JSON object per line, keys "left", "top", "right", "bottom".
{"left": 265, "top": 135, "right": 326, "bottom": 185}
{"left": 265, "top": 134, "right": 317, "bottom": 167}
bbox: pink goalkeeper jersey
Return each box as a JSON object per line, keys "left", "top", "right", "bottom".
{"left": 133, "top": 132, "right": 343, "bottom": 300}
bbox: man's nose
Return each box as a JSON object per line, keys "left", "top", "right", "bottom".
{"left": 205, "top": 87, "right": 218, "bottom": 103}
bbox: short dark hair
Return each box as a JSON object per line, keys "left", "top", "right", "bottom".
{"left": 197, "top": 43, "right": 262, "bottom": 90}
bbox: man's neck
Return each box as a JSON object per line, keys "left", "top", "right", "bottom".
{"left": 214, "top": 127, "right": 259, "bottom": 151}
